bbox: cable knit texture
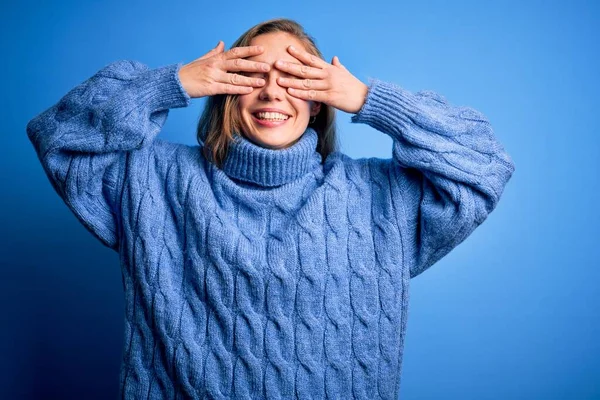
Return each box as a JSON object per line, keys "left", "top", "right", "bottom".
{"left": 26, "top": 60, "right": 515, "bottom": 399}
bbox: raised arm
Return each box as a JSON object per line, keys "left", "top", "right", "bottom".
{"left": 26, "top": 44, "right": 276, "bottom": 251}
{"left": 26, "top": 60, "right": 191, "bottom": 250}
{"left": 351, "top": 79, "right": 516, "bottom": 279}
{"left": 267, "top": 46, "right": 515, "bottom": 278}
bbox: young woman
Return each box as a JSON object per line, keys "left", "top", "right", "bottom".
{"left": 27, "top": 18, "right": 515, "bottom": 400}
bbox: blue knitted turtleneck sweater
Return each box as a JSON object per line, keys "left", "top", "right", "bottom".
{"left": 26, "top": 60, "right": 515, "bottom": 399}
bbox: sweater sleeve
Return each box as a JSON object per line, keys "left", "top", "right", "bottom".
{"left": 351, "top": 79, "right": 515, "bottom": 279}
{"left": 26, "top": 60, "right": 191, "bottom": 250}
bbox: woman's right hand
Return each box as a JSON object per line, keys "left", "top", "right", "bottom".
{"left": 177, "top": 41, "right": 270, "bottom": 99}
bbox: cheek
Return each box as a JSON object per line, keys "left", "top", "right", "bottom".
{"left": 290, "top": 99, "right": 311, "bottom": 119}
{"left": 238, "top": 89, "right": 262, "bottom": 107}
{"left": 238, "top": 95, "right": 252, "bottom": 112}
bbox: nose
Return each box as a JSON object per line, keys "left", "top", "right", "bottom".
{"left": 257, "top": 70, "right": 286, "bottom": 101}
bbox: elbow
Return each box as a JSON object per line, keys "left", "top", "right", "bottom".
{"left": 483, "top": 149, "right": 516, "bottom": 214}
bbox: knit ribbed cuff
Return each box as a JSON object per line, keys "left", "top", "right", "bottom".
{"left": 351, "top": 78, "right": 426, "bottom": 141}
{"left": 131, "top": 62, "right": 192, "bottom": 112}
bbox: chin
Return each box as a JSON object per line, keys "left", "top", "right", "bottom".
{"left": 252, "top": 135, "right": 299, "bottom": 150}
{"left": 243, "top": 126, "right": 303, "bottom": 150}
{"left": 241, "top": 112, "right": 308, "bottom": 149}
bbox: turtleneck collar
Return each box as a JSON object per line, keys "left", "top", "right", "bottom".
{"left": 221, "top": 127, "right": 322, "bottom": 188}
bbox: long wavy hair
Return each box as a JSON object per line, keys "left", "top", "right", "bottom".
{"left": 196, "top": 18, "right": 338, "bottom": 169}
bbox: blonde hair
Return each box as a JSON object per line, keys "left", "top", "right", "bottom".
{"left": 196, "top": 18, "right": 338, "bottom": 169}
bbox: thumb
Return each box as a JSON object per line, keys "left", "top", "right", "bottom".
{"left": 332, "top": 55, "right": 347, "bottom": 70}
{"left": 198, "top": 40, "right": 224, "bottom": 60}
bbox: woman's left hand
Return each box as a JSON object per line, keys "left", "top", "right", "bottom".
{"left": 274, "top": 45, "right": 368, "bottom": 114}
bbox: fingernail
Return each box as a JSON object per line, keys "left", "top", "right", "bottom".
{"left": 289, "top": 45, "right": 295, "bottom": 51}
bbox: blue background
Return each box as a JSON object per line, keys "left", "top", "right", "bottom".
{"left": 2, "top": 0, "right": 599, "bottom": 399}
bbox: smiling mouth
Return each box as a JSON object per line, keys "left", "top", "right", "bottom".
{"left": 252, "top": 111, "right": 291, "bottom": 121}
{"left": 251, "top": 111, "right": 292, "bottom": 128}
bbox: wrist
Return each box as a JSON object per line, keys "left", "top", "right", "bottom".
{"left": 352, "top": 82, "right": 369, "bottom": 114}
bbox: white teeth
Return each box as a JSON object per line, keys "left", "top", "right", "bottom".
{"left": 255, "top": 112, "right": 290, "bottom": 121}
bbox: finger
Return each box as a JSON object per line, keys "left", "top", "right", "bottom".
{"left": 287, "top": 45, "right": 329, "bottom": 68}
{"left": 223, "top": 58, "right": 270, "bottom": 73}
{"left": 277, "top": 77, "right": 329, "bottom": 91}
{"left": 222, "top": 45, "right": 265, "bottom": 60}
{"left": 286, "top": 87, "right": 328, "bottom": 102}
{"left": 274, "top": 60, "right": 327, "bottom": 79}
{"left": 218, "top": 70, "right": 266, "bottom": 87}
{"left": 214, "top": 83, "right": 255, "bottom": 95}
